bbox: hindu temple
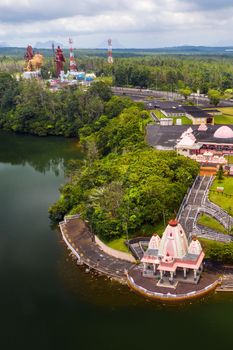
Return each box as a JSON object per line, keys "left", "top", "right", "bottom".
{"left": 141, "top": 219, "right": 205, "bottom": 287}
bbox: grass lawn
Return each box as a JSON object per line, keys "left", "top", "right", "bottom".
{"left": 153, "top": 110, "right": 165, "bottom": 119}
{"left": 217, "top": 107, "right": 233, "bottom": 115}
{"left": 214, "top": 115, "right": 233, "bottom": 124}
{"left": 106, "top": 221, "right": 166, "bottom": 252}
{"left": 197, "top": 213, "right": 228, "bottom": 234}
{"left": 198, "top": 238, "right": 225, "bottom": 258}
{"left": 107, "top": 237, "right": 129, "bottom": 252}
{"left": 173, "top": 116, "right": 192, "bottom": 125}
{"left": 204, "top": 107, "right": 233, "bottom": 124}
{"left": 213, "top": 107, "right": 233, "bottom": 124}
{"left": 225, "top": 155, "right": 233, "bottom": 164}
{"left": 209, "top": 176, "right": 233, "bottom": 214}
{"left": 153, "top": 110, "right": 192, "bottom": 125}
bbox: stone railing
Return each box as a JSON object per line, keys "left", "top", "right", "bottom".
{"left": 95, "top": 236, "right": 136, "bottom": 263}
{"left": 59, "top": 222, "right": 82, "bottom": 263}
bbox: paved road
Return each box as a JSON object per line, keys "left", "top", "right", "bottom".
{"left": 112, "top": 87, "right": 233, "bottom": 107}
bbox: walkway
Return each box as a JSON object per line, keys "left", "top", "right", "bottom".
{"left": 177, "top": 175, "right": 233, "bottom": 242}
{"left": 59, "top": 216, "right": 133, "bottom": 282}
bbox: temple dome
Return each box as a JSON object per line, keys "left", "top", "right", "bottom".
{"left": 177, "top": 135, "right": 196, "bottom": 147}
{"left": 214, "top": 126, "right": 233, "bottom": 139}
{"left": 158, "top": 221, "right": 188, "bottom": 259}
{"left": 148, "top": 234, "right": 161, "bottom": 250}
{"left": 188, "top": 237, "right": 203, "bottom": 255}
{"left": 198, "top": 123, "right": 208, "bottom": 131}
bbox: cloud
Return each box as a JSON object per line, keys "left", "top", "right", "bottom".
{"left": 0, "top": 0, "right": 130, "bottom": 22}
{"left": 0, "top": 0, "right": 232, "bottom": 47}
{"left": 180, "top": 0, "right": 233, "bottom": 11}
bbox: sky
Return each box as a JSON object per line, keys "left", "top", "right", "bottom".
{"left": 0, "top": 0, "right": 233, "bottom": 48}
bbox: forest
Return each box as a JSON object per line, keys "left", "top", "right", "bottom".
{"left": 1, "top": 69, "right": 233, "bottom": 260}
{"left": 48, "top": 93, "right": 199, "bottom": 240}
{"left": 0, "top": 72, "right": 199, "bottom": 240}
{"left": 0, "top": 53, "right": 233, "bottom": 95}
{"left": 0, "top": 73, "right": 115, "bottom": 136}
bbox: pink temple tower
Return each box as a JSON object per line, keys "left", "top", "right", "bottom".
{"left": 68, "top": 38, "right": 77, "bottom": 72}
{"left": 107, "top": 38, "right": 113, "bottom": 64}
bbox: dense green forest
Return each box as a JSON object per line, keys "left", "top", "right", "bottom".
{"left": 1, "top": 53, "right": 233, "bottom": 94}
{"left": 0, "top": 73, "right": 116, "bottom": 136}
{"left": 1, "top": 69, "right": 233, "bottom": 261}
{"left": 0, "top": 72, "right": 199, "bottom": 240}
{"left": 49, "top": 98, "right": 199, "bottom": 240}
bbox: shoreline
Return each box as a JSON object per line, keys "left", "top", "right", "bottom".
{"left": 59, "top": 215, "right": 233, "bottom": 301}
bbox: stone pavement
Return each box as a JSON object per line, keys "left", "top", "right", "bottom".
{"left": 59, "top": 216, "right": 134, "bottom": 281}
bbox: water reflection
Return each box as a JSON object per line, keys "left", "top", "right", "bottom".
{"left": 0, "top": 131, "right": 82, "bottom": 175}
{"left": 1, "top": 131, "right": 233, "bottom": 349}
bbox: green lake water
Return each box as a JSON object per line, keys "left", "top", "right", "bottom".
{"left": 0, "top": 131, "right": 233, "bottom": 350}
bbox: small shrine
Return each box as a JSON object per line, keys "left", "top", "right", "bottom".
{"left": 141, "top": 219, "right": 205, "bottom": 287}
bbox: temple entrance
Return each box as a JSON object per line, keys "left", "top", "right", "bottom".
{"left": 207, "top": 117, "right": 213, "bottom": 124}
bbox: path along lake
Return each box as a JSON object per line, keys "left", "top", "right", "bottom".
{"left": 0, "top": 131, "right": 233, "bottom": 350}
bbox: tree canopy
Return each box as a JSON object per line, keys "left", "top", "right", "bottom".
{"left": 49, "top": 104, "right": 199, "bottom": 240}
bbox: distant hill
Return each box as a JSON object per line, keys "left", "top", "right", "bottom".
{"left": 97, "top": 38, "right": 125, "bottom": 49}
{"left": 34, "top": 41, "right": 64, "bottom": 49}
{"left": 0, "top": 45, "right": 233, "bottom": 58}
{"left": 0, "top": 42, "right": 9, "bottom": 48}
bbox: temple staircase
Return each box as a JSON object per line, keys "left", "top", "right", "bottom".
{"left": 177, "top": 175, "right": 233, "bottom": 242}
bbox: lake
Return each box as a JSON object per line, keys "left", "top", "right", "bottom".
{"left": 0, "top": 131, "right": 233, "bottom": 350}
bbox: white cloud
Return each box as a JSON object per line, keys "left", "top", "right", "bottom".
{"left": 0, "top": 0, "right": 232, "bottom": 47}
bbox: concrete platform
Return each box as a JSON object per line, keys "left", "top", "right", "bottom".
{"left": 127, "top": 265, "right": 220, "bottom": 301}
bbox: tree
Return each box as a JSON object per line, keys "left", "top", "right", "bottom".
{"left": 179, "top": 87, "right": 192, "bottom": 100}
{"left": 216, "top": 165, "right": 224, "bottom": 180}
{"left": 0, "top": 72, "right": 19, "bottom": 111}
{"left": 88, "top": 81, "right": 113, "bottom": 101}
{"left": 208, "top": 89, "right": 221, "bottom": 106}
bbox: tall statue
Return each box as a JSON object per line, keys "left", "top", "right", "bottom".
{"left": 24, "top": 45, "right": 44, "bottom": 72}
{"left": 24, "top": 45, "right": 34, "bottom": 71}
{"left": 55, "top": 46, "right": 66, "bottom": 77}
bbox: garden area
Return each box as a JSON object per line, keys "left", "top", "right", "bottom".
{"left": 197, "top": 213, "right": 228, "bottom": 234}
{"left": 209, "top": 176, "right": 233, "bottom": 215}
{"left": 212, "top": 107, "right": 233, "bottom": 124}
{"left": 199, "top": 238, "right": 233, "bottom": 263}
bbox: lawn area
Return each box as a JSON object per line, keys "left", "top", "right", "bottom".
{"left": 209, "top": 176, "right": 233, "bottom": 215}
{"left": 213, "top": 107, "right": 233, "bottom": 124}
{"left": 226, "top": 155, "right": 233, "bottom": 165}
{"left": 153, "top": 110, "right": 192, "bottom": 125}
{"left": 214, "top": 115, "right": 233, "bottom": 124}
{"left": 199, "top": 238, "right": 233, "bottom": 263}
{"left": 197, "top": 213, "right": 228, "bottom": 234}
{"left": 107, "top": 237, "right": 129, "bottom": 252}
{"left": 106, "top": 221, "right": 166, "bottom": 252}
{"left": 173, "top": 116, "right": 192, "bottom": 125}
{"left": 198, "top": 238, "right": 225, "bottom": 259}
{"left": 153, "top": 109, "right": 165, "bottom": 119}
{"left": 217, "top": 107, "right": 233, "bottom": 115}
